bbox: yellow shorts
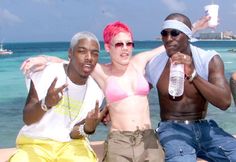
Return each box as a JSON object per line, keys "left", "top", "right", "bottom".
{"left": 9, "top": 135, "right": 97, "bottom": 162}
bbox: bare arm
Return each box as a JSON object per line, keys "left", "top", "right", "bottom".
{"left": 191, "top": 15, "right": 219, "bottom": 34}
{"left": 192, "top": 56, "right": 231, "bottom": 109}
{"left": 23, "top": 80, "right": 47, "bottom": 125}
{"left": 24, "top": 78, "right": 67, "bottom": 125}
{"left": 173, "top": 53, "right": 231, "bottom": 110}
{"left": 132, "top": 45, "right": 165, "bottom": 70}
{"left": 21, "top": 55, "right": 65, "bottom": 77}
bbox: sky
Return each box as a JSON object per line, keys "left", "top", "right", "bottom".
{"left": 1, "top": 0, "right": 236, "bottom": 42}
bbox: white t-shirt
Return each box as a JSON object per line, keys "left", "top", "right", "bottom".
{"left": 18, "top": 63, "right": 104, "bottom": 142}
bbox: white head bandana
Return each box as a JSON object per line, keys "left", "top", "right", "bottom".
{"left": 162, "top": 20, "right": 197, "bottom": 42}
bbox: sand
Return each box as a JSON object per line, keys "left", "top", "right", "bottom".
{"left": 0, "top": 140, "right": 208, "bottom": 162}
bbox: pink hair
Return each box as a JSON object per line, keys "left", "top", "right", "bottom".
{"left": 103, "top": 21, "right": 133, "bottom": 44}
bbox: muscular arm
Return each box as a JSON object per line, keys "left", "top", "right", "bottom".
{"left": 192, "top": 56, "right": 231, "bottom": 110}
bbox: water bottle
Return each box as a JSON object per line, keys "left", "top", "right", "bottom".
{"left": 168, "top": 63, "right": 184, "bottom": 98}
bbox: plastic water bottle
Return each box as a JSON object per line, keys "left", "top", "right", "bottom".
{"left": 168, "top": 63, "right": 184, "bottom": 98}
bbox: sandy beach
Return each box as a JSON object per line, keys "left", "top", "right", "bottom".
{"left": 0, "top": 140, "right": 209, "bottom": 162}
{"left": 0, "top": 141, "right": 104, "bottom": 162}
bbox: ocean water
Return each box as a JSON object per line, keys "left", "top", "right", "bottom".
{"left": 1, "top": 40, "right": 236, "bottom": 148}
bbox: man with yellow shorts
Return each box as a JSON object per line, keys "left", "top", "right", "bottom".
{"left": 9, "top": 31, "right": 106, "bottom": 162}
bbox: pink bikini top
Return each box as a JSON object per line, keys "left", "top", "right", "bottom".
{"left": 105, "top": 70, "right": 150, "bottom": 103}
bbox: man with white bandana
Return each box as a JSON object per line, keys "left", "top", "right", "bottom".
{"left": 146, "top": 13, "right": 236, "bottom": 162}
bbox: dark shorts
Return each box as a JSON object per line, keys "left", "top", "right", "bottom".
{"left": 102, "top": 129, "right": 164, "bottom": 162}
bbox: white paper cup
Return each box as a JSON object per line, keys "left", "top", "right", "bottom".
{"left": 204, "top": 4, "right": 219, "bottom": 27}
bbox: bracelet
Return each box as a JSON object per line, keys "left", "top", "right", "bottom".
{"left": 78, "top": 124, "right": 89, "bottom": 137}
{"left": 188, "top": 69, "right": 197, "bottom": 82}
{"left": 41, "top": 98, "right": 49, "bottom": 112}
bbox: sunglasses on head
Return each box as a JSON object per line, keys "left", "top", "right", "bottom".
{"left": 112, "top": 42, "right": 134, "bottom": 48}
{"left": 160, "top": 29, "right": 181, "bottom": 37}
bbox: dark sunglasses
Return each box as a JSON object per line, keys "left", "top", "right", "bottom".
{"left": 160, "top": 29, "right": 181, "bottom": 37}
{"left": 113, "top": 42, "right": 134, "bottom": 48}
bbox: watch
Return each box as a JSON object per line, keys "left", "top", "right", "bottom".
{"left": 41, "top": 98, "right": 49, "bottom": 112}
{"left": 188, "top": 69, "right": 197, "bottom": 82}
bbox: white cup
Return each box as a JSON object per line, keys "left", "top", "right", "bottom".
{"left": 204, "top": 4, "right": 219, "bottom": 27}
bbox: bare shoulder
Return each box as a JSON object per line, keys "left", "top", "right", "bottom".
{"left": 92, "top": 63, "right": 110, "bottom": 90}
{"left": 209, "top": 55, "right": 224, "bottom": 70}
{"left": 99, "top": 63, "right": 111, "bottom": 74}
{"left": 208, "top": 55, "right": 227, "bottom": 84}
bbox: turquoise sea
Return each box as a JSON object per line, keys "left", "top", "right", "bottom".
{"left": 1, "top": 40, "right": 236, "bottom": 148}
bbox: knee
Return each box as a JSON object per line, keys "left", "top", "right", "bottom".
{"left": 229, "top": 73, "right": 236, "bottom": 92}
{"left": 163, "top": 144, "right": 196, "bottom": 162}
{"left": 231, "top": 72, "right": 236, "bottom": 80}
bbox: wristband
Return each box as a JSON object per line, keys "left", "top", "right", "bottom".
{"left": 78, "top": 124, "right": 89, "bottom": 137}
{"left": 41, "top": 98, "right": 49, "bottom": 112}
{"left": 188, "top": 69, "right": 197, "bottom": 82}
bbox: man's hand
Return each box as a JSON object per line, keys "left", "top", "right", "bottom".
{"left": 44, "top": 77, "right": 68, "bottom": 108}
{"left": 101, "top": 109, "right": 110, "bottom": 126}
{"left": 171, "top": 52, "right": 194, "bottom": 78}
{"left": 84, "top": 101, "right": 109, "bottom": 134}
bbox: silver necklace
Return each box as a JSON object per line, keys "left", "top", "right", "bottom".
{"left": 65, "top": 65, "right": 87, "bottom": 128}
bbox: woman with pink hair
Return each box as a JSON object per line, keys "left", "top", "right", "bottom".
{"left": 92, "top": 21, "right": 165, "bottom": 161}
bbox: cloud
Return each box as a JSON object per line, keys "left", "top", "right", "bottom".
{"left": 0, "top": 9, "right": 22, "bottom": 26}
{"left": 161, "top": 0, "right": 187, "bottom": 12}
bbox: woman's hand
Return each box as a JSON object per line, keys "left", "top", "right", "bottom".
{"left": 20, "top": 55, "right": 64, "bottom": 78}
{"left": 192, "top": 15, "right": 218, "bottom": 34}
{"left": 20, "top": 55, "right": 49, "bottom": 78}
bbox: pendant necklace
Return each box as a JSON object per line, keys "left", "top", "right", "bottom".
{"left": 65, "top": 65, "right": 87, "bottom": 128}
